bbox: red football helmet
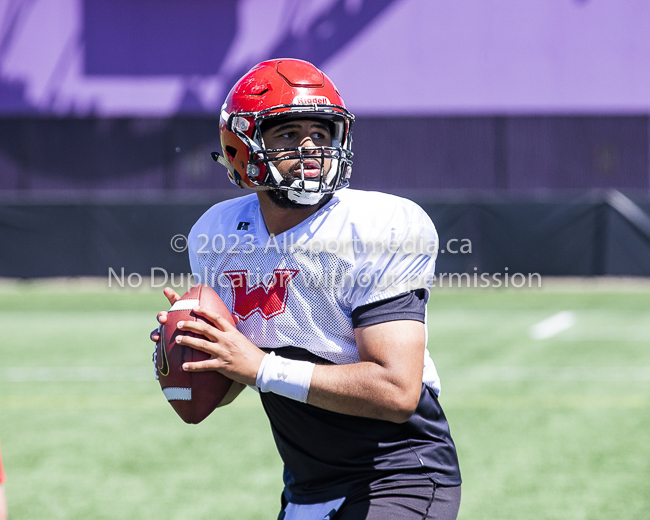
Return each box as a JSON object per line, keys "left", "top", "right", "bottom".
{"left": 212, "top": 59, "right": 355, "bottom": 205}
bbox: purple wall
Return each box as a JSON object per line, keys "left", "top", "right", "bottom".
{"left": 1, "top": 0, "right": 649, "bottom": 116}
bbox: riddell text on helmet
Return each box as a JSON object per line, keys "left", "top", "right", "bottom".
{"left": 292, "top": 95, "right": 331, "bottom": 105}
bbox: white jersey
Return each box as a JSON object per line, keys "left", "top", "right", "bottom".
{"left": 188, "top": 189, "right": 442, "bottom": 394}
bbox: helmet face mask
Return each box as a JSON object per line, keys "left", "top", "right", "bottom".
{"left": 213, "top": 60, "right": 354, "bottom": 205}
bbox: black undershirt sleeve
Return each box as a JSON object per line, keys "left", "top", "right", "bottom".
{"left": 351, "top": 289, "right": 427, "bottom": 329}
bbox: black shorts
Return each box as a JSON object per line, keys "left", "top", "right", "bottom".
{"left": 279, "top": 476, "right": 461, "bottom": 520}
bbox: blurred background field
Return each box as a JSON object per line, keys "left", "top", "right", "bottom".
{"left": 2, "top": 1, "right": 650, "bottom": 518}
{"left": 0, "top": 278, "right": 649, "bottom": 520}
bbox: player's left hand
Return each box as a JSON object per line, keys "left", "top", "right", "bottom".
{"left": 175, "top": 307, "right": 265, "bottom": 387}
{"left": 149, "top": 287, "right": 182, "bottom": 344}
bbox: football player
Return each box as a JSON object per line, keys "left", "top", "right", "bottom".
{"left": 151, "top": 59, "right": 461, "bottom": 519}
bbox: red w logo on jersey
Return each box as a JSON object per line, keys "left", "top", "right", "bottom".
{"left": 223, "top": 269, "right": 299, "bottom": 320}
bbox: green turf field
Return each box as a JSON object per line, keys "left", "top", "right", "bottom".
{"left": 1, "top": 279, "right": 649, "bottom": 519}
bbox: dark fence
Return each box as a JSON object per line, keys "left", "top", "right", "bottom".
{"left": 1, "top": 191, "right": 649, "bottom": 278}
{"left": 0, "top": 115, "right": 648, "bottom": 195}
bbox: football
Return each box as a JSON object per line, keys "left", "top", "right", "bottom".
{"left": 156, "top": 284, "right": 236, "bottom": 424}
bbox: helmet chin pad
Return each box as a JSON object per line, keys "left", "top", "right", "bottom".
{"left": 287, "top": 190, "right": 326, "bottom": 205}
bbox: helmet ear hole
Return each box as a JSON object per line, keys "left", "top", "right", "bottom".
{"left": 225, "top": 146, "right": 238, "bottom": 160}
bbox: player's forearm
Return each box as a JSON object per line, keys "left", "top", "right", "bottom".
{"left": 307, "top": 361, "right": 422, "bottom": 423}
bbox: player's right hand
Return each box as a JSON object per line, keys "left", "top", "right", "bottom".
{"left": 149, "top": 287, "right": 181, "bottom": 343}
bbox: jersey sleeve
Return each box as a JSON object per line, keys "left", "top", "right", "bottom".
{"left": 351, "top": 289, "right": 427, "bottom": 328}
{"left": 187, "top": 223, "right": 203, "bottom": 284}
{"left": 187, "top": 204, "right": 222, "bottom": 285}
{"left": 343, "top": 202, "right": 438, "bottom": 310}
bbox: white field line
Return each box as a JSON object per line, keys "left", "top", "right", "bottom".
{"left": 444, "top": 366, "right": 650, "bottom": 381}
{"left": 558, "top": 335, "right": 650, "bottom": 342}
{"left": 0, "top": 367, "right": 152, "bottom": 382}
{"left": 529, "top": 311, "right": 575, "bottom": 340}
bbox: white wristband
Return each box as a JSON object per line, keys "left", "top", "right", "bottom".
{"left": 256, "top": 352, "right": 315, "bottom": 403}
